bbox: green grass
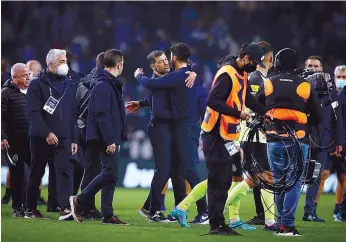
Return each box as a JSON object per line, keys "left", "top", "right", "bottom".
{"left": 1, "top": 188, "right": 345, "bottom": 242}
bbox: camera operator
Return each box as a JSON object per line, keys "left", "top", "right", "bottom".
{"left": 305, "top": 64, "right": 345, "bottom": 220}
{"left": 257, "top": 49, "right": 323, "bottom": 236}
{"left": 301, "top": 56, "right": 343, "bottom": 222}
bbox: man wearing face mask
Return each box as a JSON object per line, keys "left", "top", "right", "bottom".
{"left": 25, "top": 49, "right": 78, "bottom": 221}
{"left": 335, "top": 67, "right": 346, "bottom": 222}
{"left": 27, "top": 59, "right": 57, "bottom": 209}
{"left": 1, "top": 63, "right": 31, "bottom": 217}
{"left": 200, "top": 43, "right": 271, "bottom": 236}
{"left": 70, "top": 49, "right": 128, "bottom": 225}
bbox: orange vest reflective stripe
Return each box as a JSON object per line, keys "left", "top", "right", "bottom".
{"left": 201, "top": 65, "right": 248, "bottom": 141}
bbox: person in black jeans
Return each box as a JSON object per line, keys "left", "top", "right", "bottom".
{"left": 25, "top": 49, "right": 78, "bottom": 221}
{"left": 1, "top": 63, "right": 31, "bottom": 217}
{"left": 75, "top": 52, "right": 105, "bottom": 219}
{"left": 201, "top": 43, "right": 270, "bottom": 236}
{"left": 70, "top": 49, "right": 128, "bottom": 225}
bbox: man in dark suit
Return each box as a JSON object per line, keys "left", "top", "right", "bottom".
{"left": 70, "top": 49, "right": 128, "bottom": 225}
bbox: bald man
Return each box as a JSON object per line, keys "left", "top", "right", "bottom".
{"left": 1, "top": 63, "right": 31, "bottom": 217}
{"left": 27, "top": 60, "right": 42, "bottom": 80}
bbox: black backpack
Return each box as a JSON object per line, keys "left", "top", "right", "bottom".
{"left": 76, "top": 75, "right": 93, "bottom": 123}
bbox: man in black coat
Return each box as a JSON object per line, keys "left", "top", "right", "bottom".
{"left": 75, "top": 52, "right": 105, "bottom": 219}
{"left": 70, "top": 49, "right": 128, "bottom": 225}
{"left": 25, "top": 49, "right": 78, "bottom": 221}
{"left": 1, "top": 63, "right": 31, "bottom": 217}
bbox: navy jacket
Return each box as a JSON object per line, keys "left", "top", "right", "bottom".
{"left": 139, "top": 73, "right": 174, "bottom": 122}
{"left": 86, "top": 68, "right": 127, "bottom": 146}
{"left": 27, "top": 69, "right": 77, "bottom": 142}
{"left": 337, "top": 87, "right": 346, "bottom": 151}
{"left": 136, "top": 67, "right": 198, "bottom": 123}
{"left": 309, "top": 88, "right": 343, "bottom": 151}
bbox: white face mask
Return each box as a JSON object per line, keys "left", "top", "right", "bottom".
{"left": 20, "top": 88, "right": 27, "bottom": 95}
{"left": 57, "top": 63, "right": 69, "bottom": 76}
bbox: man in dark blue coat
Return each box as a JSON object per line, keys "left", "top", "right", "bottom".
{"left": 70, "top": 49, "right": 128, "bottom": 225}
{"left": 127, "top": 50, "right": 188, "bottom": 222}
{"left": 135, "top": 43, "right": 208, "bottom": 222}
{"left": 303, "top": 58, "right": 344, "bottom": 222}
{"left": 75, "top": 52, "right": 105, "bottom": 219}
{"left": 25, "top": 49, "right": 78, "bottom": 221}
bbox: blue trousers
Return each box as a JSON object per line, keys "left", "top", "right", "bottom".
{"left": 78, "top": 140, "right": 118, "bottom": 218}
{"left": 304, "top": 148, "right": 328, "bottom": 216}
{"left": 267, "top": 140, "right": 309, "bottom": 227}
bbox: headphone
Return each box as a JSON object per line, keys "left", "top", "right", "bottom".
{"left": 274, "top": 48, "right": 297, "bottom": 73}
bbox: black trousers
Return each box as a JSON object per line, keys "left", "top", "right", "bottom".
{"left": 26, "top": 137, "right": 74, "bottom": 211}
{"left": 147, "top": 122, "right": 174, "bottom": 214}
{"left": 80, "top": 138, "right": 102, "bottom": 209}
{"left": 7, "top": 137, "right": 31, "bottom": 210}
{"left": 203, "top": 133, "right": 234, "bottom": 228}
{"left": 78, "top": 140, "right": 118, "bottom": 218}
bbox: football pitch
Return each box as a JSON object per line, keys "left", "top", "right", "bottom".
{"left": 1, "top": 188, "right": 345, "bottom": 242}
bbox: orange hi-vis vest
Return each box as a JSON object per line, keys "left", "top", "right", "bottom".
{"left": 201, "top": 65, "right": 248, "bottom": 141}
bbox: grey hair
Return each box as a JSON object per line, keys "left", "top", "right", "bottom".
{"left": 10, "top": 63, "right": 27, "bottom": 77}
{"left": 46, "top": 49, "right": 66, "bottom": 66}
{"left": 335, "top": 65, "right": 346, "bottom": 74}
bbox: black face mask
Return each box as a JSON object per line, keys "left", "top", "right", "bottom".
{"left": 242, "top": 63, "right": 257, "bottom": 73}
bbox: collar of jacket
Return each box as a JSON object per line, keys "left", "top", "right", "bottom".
{"left": 39, "top": 69, "right": 69, "bottom": 95}
{"left": 3, "top": 79, "right": 20, "bottom": 91}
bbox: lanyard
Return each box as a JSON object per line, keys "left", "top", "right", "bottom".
{"left": 49, "top": 87, "right": 67, "bottom": 102}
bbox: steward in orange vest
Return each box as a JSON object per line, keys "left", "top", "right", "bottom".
{"left": 201, "top": 43, "right": 271, "bottom": 235}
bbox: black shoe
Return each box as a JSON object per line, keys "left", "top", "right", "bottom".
{"left": 59, "top": 208, "right": 73, "bottom": 221}
{"left": 90, "top": 208, "right": 102, "bottom": 219}
{"left": 13, "top": 208, "right": 25, "bottom": 218}
{"left": 37, "top": 197, "right": 47, "bottom": 206}
{"left": 190, "top": 212, "right": 209, "bottom": 224}
{"left": 247, "top": 216, "right": 265, "bottom": 225}
{"left": 167, "top": 213, "right": 177, "bottom": 222}
{"left": 47, "top": 206, "right": 60, "bottom": 213}
{"left": 102, "top": 216, "right": 129, "bottom": 225}
{"left": 147, "top": 211, "right": 170, "bottom": 222}
{"left": 264, "top": 223, "right": 280, "bottom": 232}
{"left": 24, "top": 209, "right": 48, "bottom": 219}
{"left": 276, "top": 226, "right": 302, "bottom": 236}
{"left": 1, "top": 194, "right": 11, "bottom": 205}
{"left": 209, "top": 226, "right": 242, "bottom": 236}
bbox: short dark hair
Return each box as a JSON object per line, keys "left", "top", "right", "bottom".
{"left": 66, "top": 51, "right": 73, "bottom": 68}
{"left": 305, "top": 55, "right": 323, "bottom": 65}
{"left": 255, "top": 41, "right": 273, "bottom": 54}
{"left": 96, "top": 52, "right": 105, "bottom": 67}
{"left": 104, "top": 49, "right": 124, "bottom": 68}
{"left": 170, "top": 43, "right": 191, "bottom": 62}
{"left": 147, "top": 50, "right": 164, "bottom": 65}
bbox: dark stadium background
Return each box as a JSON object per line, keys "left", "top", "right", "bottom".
{"left": 1, "top": 1, "right": 345, "bottom": 192}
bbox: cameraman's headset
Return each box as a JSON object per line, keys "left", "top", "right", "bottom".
{"left": 274, "top": 48, "right": 297, "bottom": 74}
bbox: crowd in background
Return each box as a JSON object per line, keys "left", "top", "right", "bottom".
{"left": 2, "top": 1, "right": 346, "bottom": 133}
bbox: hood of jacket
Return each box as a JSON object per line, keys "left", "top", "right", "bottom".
{"left": 216, "top": 55, "right": 243, "bottom": 74}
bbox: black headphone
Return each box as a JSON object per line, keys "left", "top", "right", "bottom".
{"left": 274, "top": 48, "right": 297, "bottom": 73}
